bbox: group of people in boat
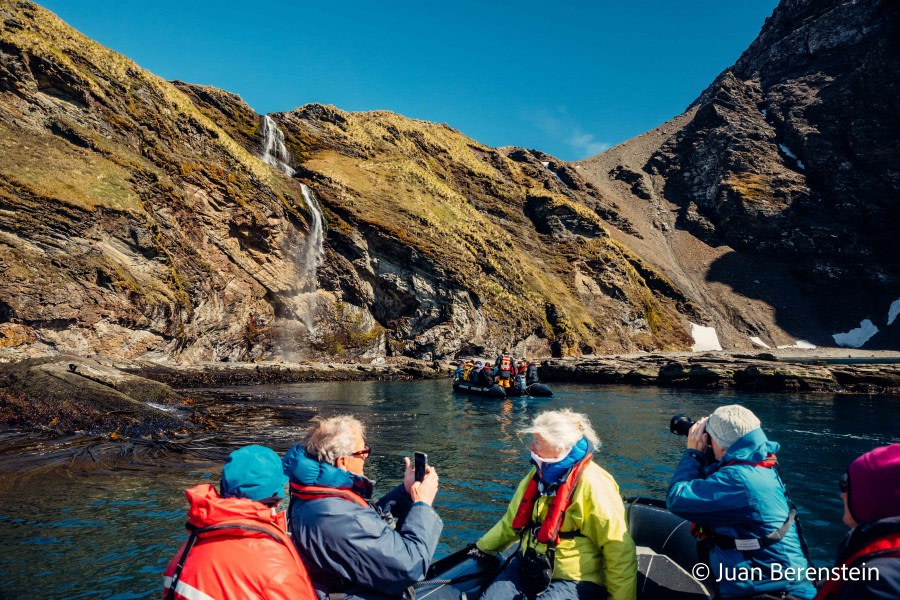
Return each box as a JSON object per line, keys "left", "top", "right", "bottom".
{"left": 454, "top": 350, "right": 540, "bottom": 390}
{"left": 162, "top": 406, "right": 900, "bottom": 600}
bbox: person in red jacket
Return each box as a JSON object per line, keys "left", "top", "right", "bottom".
{"left": 163, "top": 445, "right": 315, "bottom": 600}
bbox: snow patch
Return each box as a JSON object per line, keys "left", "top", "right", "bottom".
{"left": 690, "top": 323, "right": 722, "bottom": 352}
{"left": 540, "top": 161, "right": 567, "bottom": 187}
{"left": 779, "top": 144, "right": 805, "bottom": 170}
{"left": 779, "top": 144, "right": 797, "bottom": 159}
{"left": 888, "top": 298, "right": 900, "bottom": 326}
{"left": 833, "top": 320, "right": 879, "bottom": 348}
{"left": 749, "top": 336, "right": 771, "bottom": 348}
{"left": 761, "top": 109, "right": 768, "bottom": 117}
{"left": 776, "top": 340, "right": 818, "bottom": 350}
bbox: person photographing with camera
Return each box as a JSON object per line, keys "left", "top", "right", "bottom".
{"left": 667, "top": 405, "right": 816, "bottom": 600}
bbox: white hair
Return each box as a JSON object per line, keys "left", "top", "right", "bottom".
{"left": 305, "top": 415, "right": 365, "bottom": 465}
{"left": 519, "top": 409, "right": 600, "bottom": 453}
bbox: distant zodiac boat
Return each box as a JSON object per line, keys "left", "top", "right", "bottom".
{"left": 452, "top": 380, "right": 553, "bottom": 398}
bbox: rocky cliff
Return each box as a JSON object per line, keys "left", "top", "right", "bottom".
{"left": 578, "top": 0, "right": 899, "bottom": 350}
{"left": 0, "top": 0, "right": 695, "bottom": 362}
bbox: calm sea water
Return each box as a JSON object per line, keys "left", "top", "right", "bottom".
{"left": 0, "top": 380, "right": 897, "bottom": 598}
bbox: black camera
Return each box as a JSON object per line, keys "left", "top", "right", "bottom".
{"left": 669, "top": 415, "right": 696, "bottom": 436}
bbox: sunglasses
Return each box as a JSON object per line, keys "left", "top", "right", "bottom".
{"left": 350, "top": 445, "right": 372, "bottom": 460}
{"left": 838, "top": 472, "right": 848, "bottom": 493}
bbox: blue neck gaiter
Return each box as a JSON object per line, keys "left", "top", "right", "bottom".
{"left": 535, "top": 437, "right": 590, "bottom": 487}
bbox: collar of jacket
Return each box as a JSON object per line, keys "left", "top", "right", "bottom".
{"left": 718, "top": 428, "right": 780, "bottom": 465}
{"left": 282, "top": 445, "right": 376, "bottom": 499}
{"left": 837, "top": 515, "right": 900, "bottom": 562}
{"left": 533, "top": 437, "right": 591, "bottom": 488}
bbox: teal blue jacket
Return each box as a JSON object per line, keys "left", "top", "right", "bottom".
{"left": 667, "top": 429, "right": 816, "bottom": 599}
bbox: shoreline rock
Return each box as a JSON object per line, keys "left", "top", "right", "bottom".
{"left": 127, "top": 357, "right": 446, "bottom": 388}
{"left": 537, "top": 352, "right": 900, "bottom": 394}
{"left": 0, "top": 353, "right": 448, "bottom": 439}
{"left": 0, "top": 355, "right": 192, "bottom": 437}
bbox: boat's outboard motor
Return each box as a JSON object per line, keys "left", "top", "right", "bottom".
{"left": 516, "top": 373, "right": 526, "bottom": 392}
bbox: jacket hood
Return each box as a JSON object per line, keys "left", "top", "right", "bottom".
{"left": 282, "top": 444, "right": 374, "bottom": 496}
{"left": 185, "top": 483, "right": 283, "bottom": 529}
{"left": 720, "top": 428, "right": 780, "bottom": 463}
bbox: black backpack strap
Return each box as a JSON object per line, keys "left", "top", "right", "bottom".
{"left": 707, "top": 508, "right": 796, "bottom": 551}
{"left": 165, "top": 524, "right": 200, "bottom": 600}
{"left": 773, "top": 465, "right": 816, "bottom": 576}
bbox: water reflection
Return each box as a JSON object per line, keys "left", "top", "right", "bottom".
{"left": 0, "top": 380, "right": 896, "bottom": 598}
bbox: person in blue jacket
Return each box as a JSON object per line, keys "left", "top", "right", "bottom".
{"left": 667, "top": 405, "right": 816, "bottom": 600}
{"left": 283, "top": 415, "right": 443, "bottom": 600}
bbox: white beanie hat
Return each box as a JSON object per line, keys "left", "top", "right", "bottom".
{"left": 706, "top": 405, "right": 761, "bottom": 451}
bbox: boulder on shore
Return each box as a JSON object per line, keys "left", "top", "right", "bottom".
{"left": 0, "top": 355, "right": 191, "bottom": 436}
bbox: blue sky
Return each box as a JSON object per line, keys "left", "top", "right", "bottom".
{"left": 40, "top": 0, "right": 779, "bottom": 161}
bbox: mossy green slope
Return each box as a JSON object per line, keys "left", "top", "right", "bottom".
{"left": 0, "top": 0, "right": 694, "bottom": 360}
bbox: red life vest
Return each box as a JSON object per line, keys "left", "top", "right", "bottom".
{"left": 511, "top": 454, "right": 593, "bottom": 545}
{"left": 814, "top": 531, "right": 900, "bottom": 599}
{"left": 500, "top": 355, "right": 512, "bottom": 371}
{"left": 722, "top": 452, "right": 778, "bottom": 469}
{"left": 289, "top": 482, "right": 369, "bottom": 507}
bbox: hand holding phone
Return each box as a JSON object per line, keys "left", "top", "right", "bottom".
{"left": 414, "top": 451, "right": 428, "bottom": 483}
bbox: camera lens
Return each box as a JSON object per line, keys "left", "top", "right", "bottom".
{"left": 670, "top": 415, "right": 695, "bottom": 436}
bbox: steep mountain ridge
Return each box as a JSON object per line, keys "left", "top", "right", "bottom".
{"left": 0, "top": 0, "right": 694, "bottom": 361}
{"left": 579, "top": 0, "right": 899, "bottom": 349}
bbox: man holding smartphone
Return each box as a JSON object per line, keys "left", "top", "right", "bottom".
{"left": 283, "top": 415, "right": 442, "bottom": 599}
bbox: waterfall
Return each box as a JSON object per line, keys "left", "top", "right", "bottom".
{"left": 257, "top": 114, "right": 326, "bottom": 335}
{"left": 292, "top": 186, "right": 324, "bottom": 334}
{"left": 299, "top": 183, "right": 324, "bottom": 292}
{"left": 260, "top": 115, "right": 294, "bottom": 176}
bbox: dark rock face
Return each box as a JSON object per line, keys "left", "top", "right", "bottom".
{"left": 609, "top": 166, "right": 653, "bottom": 200}
{"left": 648, "top": 0, "right": 900, "bottom": 346}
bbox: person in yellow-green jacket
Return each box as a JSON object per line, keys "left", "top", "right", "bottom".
{"left": 472, "top": 409, "right": 637, "bottom": 600}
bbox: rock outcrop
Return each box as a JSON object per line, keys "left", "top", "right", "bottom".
{"left": 0, "top": 355, "right": 191, "bottom": 434}
{"left": 538, "top": 354, "right": 900, "bottom": 394}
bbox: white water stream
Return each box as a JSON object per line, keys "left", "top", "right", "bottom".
{"left": 259, "top": 115, "right": 326, "bottom": 332}
{"left": 298, "top": 184, "right": 324, "bottom": 293}
{"left": 260, "top": 115, "right": 294, "bottom": 175}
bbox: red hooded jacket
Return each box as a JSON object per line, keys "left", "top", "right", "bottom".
{"left": 162, "top": 484, "right": 315, "bottom": 600}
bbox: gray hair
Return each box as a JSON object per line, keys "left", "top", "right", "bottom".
{"left": 519, "top": 409, "right": 600, "bottom": 453}
{"left": 305, "top": 415, "right": 365, "bottom": 465}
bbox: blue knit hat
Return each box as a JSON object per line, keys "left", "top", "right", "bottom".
{"left": 221, "top": 445, "right": 288, "bottom": 502}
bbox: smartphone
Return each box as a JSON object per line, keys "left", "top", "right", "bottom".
{"left": 414, "top": 451, "right": 428, "bottom": 482}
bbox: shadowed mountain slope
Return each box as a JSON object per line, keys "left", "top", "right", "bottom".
{"left": 578, "top": 0, "right": 899, "bottom": 350}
